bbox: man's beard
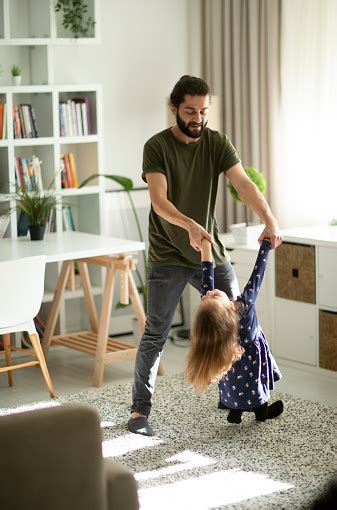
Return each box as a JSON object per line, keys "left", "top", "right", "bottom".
{"left": 176, "top": 111, "right": 207, "bottom": 139}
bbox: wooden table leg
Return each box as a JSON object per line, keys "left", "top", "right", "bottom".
{"left": 93, "top": 263, "right": 116, "bottom": 387}
{"left": 43, "top": 260, "right": 72, "bottom": 357}
{"left": 78, "top": 261, "right": 99, "bottom": 332}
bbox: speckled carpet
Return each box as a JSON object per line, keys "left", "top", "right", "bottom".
{"left": 52, "top": 373, "right": 336, "bottom": 509}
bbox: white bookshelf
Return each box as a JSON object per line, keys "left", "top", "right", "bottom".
{"left": 0, "top": 0, "right": 105, "bottom": 335}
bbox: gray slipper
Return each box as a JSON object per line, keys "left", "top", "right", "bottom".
{"left": 127, "top": 416, "right": 154, "bottom": 436}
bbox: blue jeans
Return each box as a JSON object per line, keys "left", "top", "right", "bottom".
{"left": 131, "top": 262, "right": 239, "bottom": 416}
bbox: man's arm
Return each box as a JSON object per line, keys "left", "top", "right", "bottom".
{"left": 226, "top": 163, "right": 283, "bottom": 248}
{"left": 146, "top": 172, "right": 213, "bottom": 251}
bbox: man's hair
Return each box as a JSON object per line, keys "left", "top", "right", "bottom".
{"left": 185, "top": 300, "right": 244, "bottom": 392}
{"left": 170, "top": 75, "right": 211, "bottom": 108}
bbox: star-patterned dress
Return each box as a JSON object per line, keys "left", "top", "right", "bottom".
{"left": 201, "top": 239, "right": 282, "bottom": 410}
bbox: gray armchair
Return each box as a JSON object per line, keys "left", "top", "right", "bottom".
{"left": 0, "top": 402, "right": 139, "bottom": 510}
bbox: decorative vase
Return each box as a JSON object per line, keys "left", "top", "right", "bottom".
{"left": 29, "top": 224, "right": 46, "bottom": 241}
{"left": 12, "top": 75, "right": 22, "bottom": 86}
{"left": 230, "top": 222, "right": 264, "bottom": 245}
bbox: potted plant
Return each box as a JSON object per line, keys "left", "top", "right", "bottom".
{"left": 227, "top": 166, "right": 267, "bottom": 245}
{"left": 79, "top": 174, "right": 148, "bottom": 311}
{"left": 55, "top": 0, "right": 95, "bottom": 39}
{"left": 5, "top": 178, "right": 59, "bottom": 241}
{"left": 11, "top": 65, "right": 22, "bottom": 86}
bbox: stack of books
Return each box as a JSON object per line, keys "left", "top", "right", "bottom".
{"left": 14, "top": 155, "right": 44, "bottom": 191}
{"left": 13, "top": 104, "right": 39, "bottom": 138}
{"left": 59, "top": 97, "right": 91, "bottom": 136}
{"left": 62, "top": 205, "right": 76, "bottom": 231}
{"left": 60, "top": 152, "right": 78, "bottom": 188}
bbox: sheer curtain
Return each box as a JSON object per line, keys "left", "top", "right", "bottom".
{"left": 202, "top": 0, "right": 281, "bottom": 231}
{"left": 274, "top": 0, "right": 337, "bottom": 227}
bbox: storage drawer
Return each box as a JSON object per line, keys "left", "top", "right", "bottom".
{"left": 274, "top": 298, "right": 317, "bottom": 365}
{"left": 275, "top": 243, "right": 316, "bottom": 304}
{"left": 319, "top": 310, "right": 337, "bottom": 371}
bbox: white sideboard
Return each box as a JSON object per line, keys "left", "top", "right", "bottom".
{"left": 274, "top": 226, "right": 337, "bottom": 376}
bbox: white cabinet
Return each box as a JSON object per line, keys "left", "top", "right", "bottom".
{"left": 273, "top": 227, "right": 337, "bottom": 374}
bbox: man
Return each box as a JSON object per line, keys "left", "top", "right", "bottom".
{"left": 128, "top": 75, "right": 283, "bottom": 436}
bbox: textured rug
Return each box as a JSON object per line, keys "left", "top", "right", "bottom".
{"left": 54, "top": 373, "right": 337, "bottom": 510}
{"left": 3, "top": 374, "right": 336, "bottom": 509}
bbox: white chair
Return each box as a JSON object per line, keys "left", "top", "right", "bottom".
{"left": 0, "top": 255, "right": 55, "bottom": 398}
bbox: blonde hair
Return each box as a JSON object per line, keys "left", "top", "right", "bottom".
{"left": 185, "top": 300, "right": 244, "bottom": 392}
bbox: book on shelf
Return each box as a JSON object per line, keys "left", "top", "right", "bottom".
{"left": 60, "top": 152, "right": 78, "bottom": 188}
{"left": 13, "top": 104, "right": 39, "bottom": 139}
{"left": 46, "top": 208, "right": 56, "bottom": 233}
{"left": 15, "top": 155, "right": 44, "bottom": 191}
{"left": 59, "top": 97, "right": 91, "bottom": 137}
{"left": 62, "top": 205, "right": 76, "bottom": 231}
{"left": 0, "top": 103, "right": 6, "bottom": 139}
{"left": 0, "top": 214, "right": 10, "bottom": 238}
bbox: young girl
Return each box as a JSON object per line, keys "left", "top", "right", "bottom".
{"left": 186, "top": 238, "right": 283, "bottom": 424}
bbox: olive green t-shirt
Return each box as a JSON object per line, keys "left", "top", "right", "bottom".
{"left": 142, "top": 127, "right": 240, "bottom": 269}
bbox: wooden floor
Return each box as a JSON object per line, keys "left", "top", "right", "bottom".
{"left": 1, "top": 335, "right": 336, "bottom": 409}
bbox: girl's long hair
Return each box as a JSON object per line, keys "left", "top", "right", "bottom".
{"left": 185, "top": 300, "right": 244, "bottom": 392}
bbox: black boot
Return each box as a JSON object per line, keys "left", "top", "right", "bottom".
{"left": 254, "top": 401, "right": 284, "bottom": 422}
{"left": 227, "top": 409, "right": 243, "bottom": 424}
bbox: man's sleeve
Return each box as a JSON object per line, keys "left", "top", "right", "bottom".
{"left": 142, "top": 139, "right": 166, "bottom": 182}
{"left": 221, "top": 135, "right": 241, "bottom": 174}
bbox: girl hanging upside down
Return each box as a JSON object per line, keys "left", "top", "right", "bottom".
{"left": 185, "top": 238, "right": 284, "bottom": 424}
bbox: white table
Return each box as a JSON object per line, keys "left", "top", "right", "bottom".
{"left": 0, "top": 231, "right": 145, "bottom": 263}
{"left": 0, "top": 232, "right": 163, "bottom": 387}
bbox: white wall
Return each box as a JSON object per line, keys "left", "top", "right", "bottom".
{"left": 53, "top": 0, "right": 202, "bottom": 188}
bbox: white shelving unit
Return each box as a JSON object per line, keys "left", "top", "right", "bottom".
{"left": 273, "top": 226, "right": 337, "bottom": 378}
{"left": 0, "top": 0, "right": 104, "bottom": 334}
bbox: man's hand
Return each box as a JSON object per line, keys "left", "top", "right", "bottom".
{"left": 258, "top": 221, "right": 283, "bottom": 249}
{"left": 187, "top": 220, "right": 213, "bottom": 251}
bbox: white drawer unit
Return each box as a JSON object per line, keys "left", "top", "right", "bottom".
{"left": 274, "top": 298, "right": 317, "bottom": 366}
{"left": 274, "top": 226, "right": 337, "bottom": 375}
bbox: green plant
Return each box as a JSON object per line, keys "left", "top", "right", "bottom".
{"left": 329, "top": 218, "right": 337, "bottom": 226}
{"left": 5, "top": 176, "right": 59, "bottom": 228}
{"left": 79, "top": 174, "right": 148, "bottom": 310}
{"left": 227, "top": 166, "right": 266, "bottom": 226}
{"left": 55, "top": 0, "right": 95, "bottom": 39}
{"left": 11, "top": 65, "right": 22, "bottom": 77}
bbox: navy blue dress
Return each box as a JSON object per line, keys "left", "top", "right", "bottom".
{"left": 201, "top": 240, "right": 282, "bottom": 410}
